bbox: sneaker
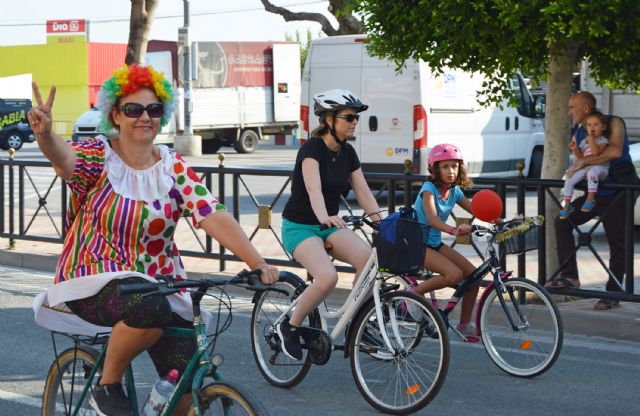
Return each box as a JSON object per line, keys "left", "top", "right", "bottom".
{"left": 456, "top": 322, "right": 479, "bottom": 337}
{"left": 399, "top": 287, "right": 423, "bottom": 322}
{"left": 361, "top": 322, "right": 384, "bottom": 347}
{"left": 593, "top": 299, "right": 620, "bottom": 310}
{"left": 275, "top": 316, "right": 303, "bottom": 360}
{"left": 360, "top": 321, "right": 394, "bottom": 360}
{"left": 419, "top": 319, "right": 440, "bottom": 339}
{"left": 89, "top": 379, "right": 131, "bottom": 416}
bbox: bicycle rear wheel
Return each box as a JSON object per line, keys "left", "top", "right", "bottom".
{"left": 251, "top": 274, "right": 315, "bottom": 388}
{"left": 349, "top": 292, "right": 449, "bottom": 415}
{"left": 41, "top": 346, "right": 100, "bottom": 416}
{"left": 188, "top": 381, "right": 269, "bottom": 416}
{"left": 479, "top": 277, "right": 563, "bottom": 377}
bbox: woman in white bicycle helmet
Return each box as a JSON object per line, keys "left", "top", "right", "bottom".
{"left": 276, "top": 89, "right": 381, "bottom": 360}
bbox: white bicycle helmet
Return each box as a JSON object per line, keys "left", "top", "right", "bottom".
{"left": 313, "top": 89, "right": 368, "bottom": 116}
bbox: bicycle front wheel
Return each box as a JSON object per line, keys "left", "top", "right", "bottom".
{"left": 251, "top": 274, "right": 315, "bottom": 388}
{"left": 42, "top": 346, "right": 100, "bottom": 416}
{"left": 479, "top": 277, "right": 563, "bottom": 377}
{"left": 349, "top": 292, "right": 449, "bottom": 415}
{"left": 188, "top": 381, "right": 269, "bottom": 416}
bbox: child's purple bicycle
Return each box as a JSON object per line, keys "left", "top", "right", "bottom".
{"left": 406, "top": 216, "right": 563, "bottom": 377}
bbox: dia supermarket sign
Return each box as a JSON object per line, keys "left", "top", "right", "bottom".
{"left": 46, "top": 19, "right": 86, "bottom": 34}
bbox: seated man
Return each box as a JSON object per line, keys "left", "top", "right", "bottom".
{"left": 545, "top": 91, "right": 636, "bottom": 310}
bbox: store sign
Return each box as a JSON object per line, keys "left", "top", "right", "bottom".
{"left": 46, "top": 19, "right": 87, "bottom": 44}
{"left": 46, "top": 19, "right": 86, "bottom": 34}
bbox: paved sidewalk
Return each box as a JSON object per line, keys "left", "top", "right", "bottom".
{"left": 2, "top": 239, "right": 639, "bottom": 343}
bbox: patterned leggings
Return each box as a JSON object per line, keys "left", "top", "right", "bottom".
{"left": 66, "top": 276, "right": 196, "bottom": 379}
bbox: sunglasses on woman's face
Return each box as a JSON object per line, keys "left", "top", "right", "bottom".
{"left": 117, "top": 102, "right": 164, "bottom": 118}
{"left": 336, "top": 114, "right": 360, "bottom": 123}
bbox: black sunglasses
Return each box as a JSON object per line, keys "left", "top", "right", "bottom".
{"left": 117, "top": 102, "right": 164, "bottom": 118}
{"left": 336, "top": 114, "right": 360, "bottom": 122}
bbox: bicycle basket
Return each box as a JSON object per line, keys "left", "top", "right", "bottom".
{"left": 496, "top": 215, "right": 544, "bottom": 255}
{"left": 373, "top": 213, "right": 428, "bottom": 274}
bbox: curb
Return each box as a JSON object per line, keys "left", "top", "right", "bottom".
{"left": 2, "top": 248, "right": 638, "bottom": 343}
{"left": 0, "top": 249, "right": 59, "bottom": 271}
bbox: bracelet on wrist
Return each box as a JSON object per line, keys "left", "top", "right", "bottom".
{"left": 447, "top": 225, "right": 457, "bottom": 236}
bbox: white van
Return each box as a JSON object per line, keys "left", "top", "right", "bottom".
{"left": 300, "top": 35, "right": 545, "bottom": 177}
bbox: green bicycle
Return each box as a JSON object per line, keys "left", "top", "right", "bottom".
{"left": 41, "top": 270, "right": 277, "bottom": 416}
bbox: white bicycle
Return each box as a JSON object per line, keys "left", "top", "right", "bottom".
{"left": 250, "top": 215, "right": 450, "bottom": 415}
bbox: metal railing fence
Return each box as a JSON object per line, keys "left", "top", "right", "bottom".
{"left": 1, "top": 156, "right": 638, "bottom": 302}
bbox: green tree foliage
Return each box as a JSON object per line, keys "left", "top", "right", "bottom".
{"left": 285, "top": 30, "right": 322, "bottom": 74}
{"left": 354, "top": 0, "right": 640, "bottom": 271}
{"left": 355, "top": 0, "right": 640, "bottom": 103}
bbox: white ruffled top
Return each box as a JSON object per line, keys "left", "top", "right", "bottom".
{"left": 99, "top": 135, "right": 175, "bottom": 202}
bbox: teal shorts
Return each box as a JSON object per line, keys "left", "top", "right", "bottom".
{"left": 282, "top": 218, "right": 339, "bottom": 256}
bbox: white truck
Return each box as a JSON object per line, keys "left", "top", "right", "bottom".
{"left": 73, "top": 40, "right": 301, "bottom": 153}
{"left": 300, "top": 35, "right": 546, "bottom": 177}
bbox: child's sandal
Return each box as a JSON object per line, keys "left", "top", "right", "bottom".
{"left": 581, "top": 198, "right": 596, "bottom": 212}
{"left": 559, "top": 203, "right": 574, "bottom": 219}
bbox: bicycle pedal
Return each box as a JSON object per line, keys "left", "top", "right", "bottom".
{"left": 381, "top": 283, "right": 400, "bottom": 293}
{"left": 298, "top": 327, "right": 331, "bottom": 365}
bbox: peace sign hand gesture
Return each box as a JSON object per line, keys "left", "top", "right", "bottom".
{"left": 27, "top": 82, "right": 57, "bottom": 137}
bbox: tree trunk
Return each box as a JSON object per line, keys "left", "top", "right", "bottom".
{"left": 543, "top": 40, "right": 580, "bottom": 278}
{"left": 261, "top": 0, "right": 362, "bottom": 36}
{"left": 125, "top": 0, "right": 159, "bottom": 65}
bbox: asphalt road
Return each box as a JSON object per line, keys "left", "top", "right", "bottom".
{"left": 1, "top": 265, "right": 639, "bottom": 416}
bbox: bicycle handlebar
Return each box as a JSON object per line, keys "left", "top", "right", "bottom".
{"left": 319, "top": 215, "right": 380, "bottom": 231}
{"left": 117, "top": 269, "right": 288, "bottom": 297}
{"left": 470, "top": 216, "right": 542, "bottom": 238}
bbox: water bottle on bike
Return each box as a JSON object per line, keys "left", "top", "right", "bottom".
{"left": 142, "top": 369, "right": 179, "bottom": 415}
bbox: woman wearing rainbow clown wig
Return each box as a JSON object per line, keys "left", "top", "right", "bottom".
{"left": 30, "top": 64, "right": 278, "bottom": 416}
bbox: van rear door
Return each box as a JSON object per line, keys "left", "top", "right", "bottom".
{"left": 424, "top": 70, "right": 516, "bottom": 176}
{"left": 359, "top": 52, "right": 415, "bottom": 173}
{"left": 307, "top": 41, "right": 363, "bottom": 141}
{"left": 423, "top": 69, "right": 484, "bottom": 175}
{"left": 272, "top": 43, "right": 301, "bottom": 122}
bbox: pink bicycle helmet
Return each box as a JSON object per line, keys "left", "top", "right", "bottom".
{"left": 428, "top": 143, "right": 464, "bottom": 168}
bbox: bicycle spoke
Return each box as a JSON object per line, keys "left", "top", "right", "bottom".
{"left": 349, "top": 293, "right": 449, "bottom": 414}
{"left": 480, "top": 278, "right": 563, "bottom": 377}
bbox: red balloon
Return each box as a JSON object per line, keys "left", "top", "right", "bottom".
{"left": 471, "top": 189, "right": 503, "bottom": 222}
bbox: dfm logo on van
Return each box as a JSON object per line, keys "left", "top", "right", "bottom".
{"left": 385, "top": 147, "right": 409, "bottom": 157}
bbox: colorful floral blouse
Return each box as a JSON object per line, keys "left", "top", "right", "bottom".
{"left": 55, "top": 136, "right": 226, "bottom": 285}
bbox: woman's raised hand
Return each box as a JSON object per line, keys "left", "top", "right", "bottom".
{"left": 27, "top": 82, "right": 56, "bottom": 136}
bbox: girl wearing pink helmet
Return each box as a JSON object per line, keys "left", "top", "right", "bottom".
{"left": 409, "top": 143, "right": 481, "bottom": 337}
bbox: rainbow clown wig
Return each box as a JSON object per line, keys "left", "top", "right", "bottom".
{"left": 96, "top": 64, "right": 176, "bottom": 133}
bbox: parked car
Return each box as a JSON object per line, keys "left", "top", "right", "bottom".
{"left": 72, "top": 108, "right": 104, "bottom": 142}
{"left": 629, "top": 142, "right": 640, "bottom": 225}
{"left": 0, "top": 98, "right": 35, "bottom": 150}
